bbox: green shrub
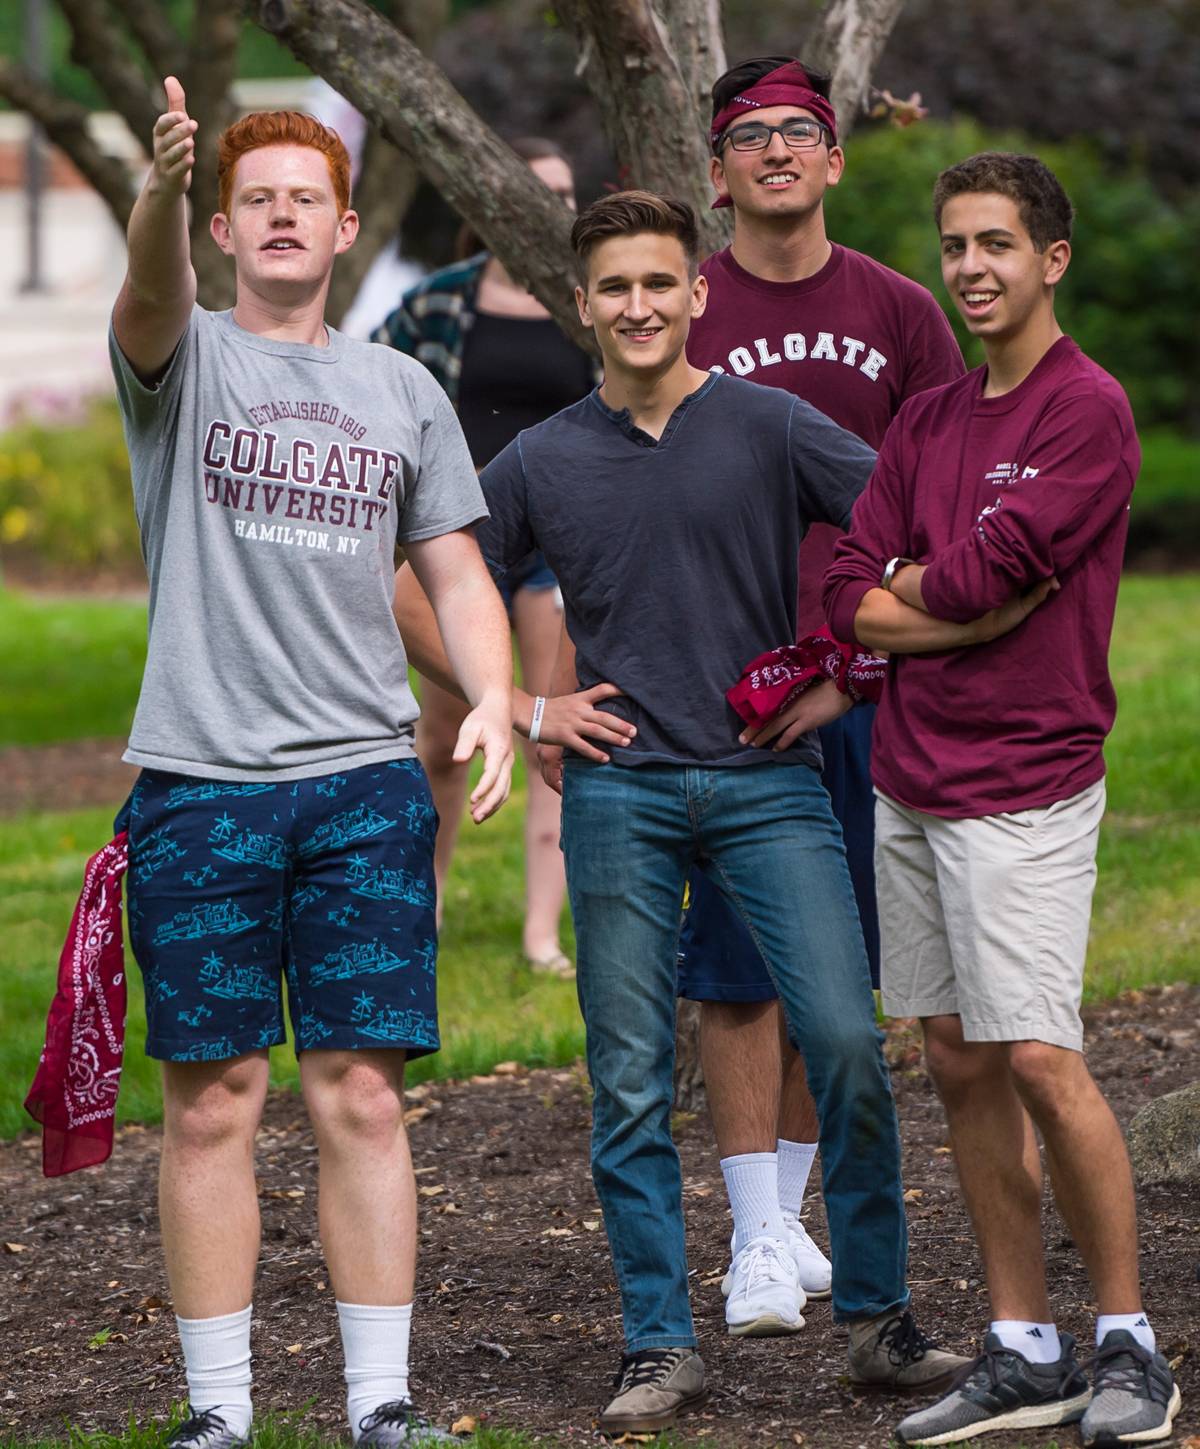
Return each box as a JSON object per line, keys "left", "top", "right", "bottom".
{"left": 0, "top": 401, "right": 142, "bottom": 572}
{"left": 829, "top": 118, "right": 1200, "bottom": 428}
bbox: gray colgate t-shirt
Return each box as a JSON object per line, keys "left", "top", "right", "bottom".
{"left": 110, "top": 306, "right": 486, "bottom": 781}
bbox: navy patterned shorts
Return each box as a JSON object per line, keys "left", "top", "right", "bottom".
{"left": 120, "top": 760, "right": 439, "bottom": 1064}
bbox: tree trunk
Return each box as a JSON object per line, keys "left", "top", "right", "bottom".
{"left": 555, "top": 0, "right": 732, "bottom": 256}
{"left": 323, "top": 0, "right": 449, "bottom": 328}
{"left": 804, "top": 0, "right": 909, "bottom": 139}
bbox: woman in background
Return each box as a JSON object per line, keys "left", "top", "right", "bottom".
{"left": 375, "top": 138, "right": 596, "bottom": 977}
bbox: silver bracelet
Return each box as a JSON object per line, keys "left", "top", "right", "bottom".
{"left": 528, "top": 695, "right": 547, "bottom": 745}
{"left": 881, "top": 555, "right": 916, "bottom": 592}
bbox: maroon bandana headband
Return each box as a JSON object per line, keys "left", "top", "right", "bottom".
{"left": 710, "top": 62, "right": 838, "bottom": 208}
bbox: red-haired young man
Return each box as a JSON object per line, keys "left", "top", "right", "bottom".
{"left": 108, "top": 80, "right": 512, "bottom": 1447}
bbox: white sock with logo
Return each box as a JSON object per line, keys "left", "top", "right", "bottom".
{"left": 776, "top": 1138, "right": 818, "bottom": 1216}
{"left": 175, "top": 1304, "right": 253, "bottom": 1436}
{"left": 990, "top": 1319, "right": 1062, "bottom": 1364}
{"left": 338, "top": 1300, "right": 412, "bottom": 1443}
{"left": 1097, "top": 1312, "right": 1156, "bottom": 1355}
{"left": 721, "top": 1152, "right": 789, "bottom": 1255}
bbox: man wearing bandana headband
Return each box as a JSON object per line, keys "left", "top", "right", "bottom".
{"left": 677, "top": 57, "right": 966, "bottom": 1343}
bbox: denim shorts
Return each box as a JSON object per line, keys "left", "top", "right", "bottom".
{"left": 122, "top": 759, "right": 439, "bottom": 1063}
{"left": 677, "top": 703, "right": 881, "bottom": 998}
{"left": 496, "top": 550, "right": 558, "bottom": 613}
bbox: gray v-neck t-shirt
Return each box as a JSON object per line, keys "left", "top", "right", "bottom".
{"left": 111, "top": 306, "right": 486, "bottom": 781}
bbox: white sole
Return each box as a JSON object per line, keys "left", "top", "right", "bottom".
{"left": 727, "top": 1310, "right": 806, "bottom": 1337}
{"left": 904, "top": 1389, "right": 1092, "bottom": 1445}
{"left": 1085, "top": 1383, "right": 1182, "bottom": 1445}
{"left": 721, "top": 1271, "right": 827, "bottom": 1302}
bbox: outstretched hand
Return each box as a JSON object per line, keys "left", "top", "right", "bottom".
{"left": 152, "top": 76, "right": 197, "bottom": 196}
{"left": 453, "top": 704, "right": 514, "bottom": 823}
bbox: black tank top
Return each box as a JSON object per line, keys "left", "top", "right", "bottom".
{"left": 457, "top": 312, "right": 596, "bottom": 468}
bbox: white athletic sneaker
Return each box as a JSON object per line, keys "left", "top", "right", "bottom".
{"left": 723, "top": 1236, "right": 806, "bottom": 1337}
{"left": 782, "top": 1209, "right": 832, "bottom": 1299}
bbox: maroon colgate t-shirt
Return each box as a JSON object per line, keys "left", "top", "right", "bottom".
{"left": 825, "top": 336, "right": 1139, "bottom": 817}
{"left": 689, "top": 244, "right": 964, "bottom": 631}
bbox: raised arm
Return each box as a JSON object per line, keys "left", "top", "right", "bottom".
{"left": 112, "top": 76, "right": 198, "bottom": 383}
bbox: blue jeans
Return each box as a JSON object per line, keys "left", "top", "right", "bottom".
{"left": 561, "top": 759, "right": 908, "bottom": 1351}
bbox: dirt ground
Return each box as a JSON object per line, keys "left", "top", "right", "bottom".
{"left": 1, "top": 983, "right": 1196, "bottom": 1449}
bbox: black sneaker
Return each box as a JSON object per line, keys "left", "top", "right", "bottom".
{"left": 165, "top": 1408, "right": 251, "bottom": 1449}
{"left": 1080, "top": 1329, "right": 1182, "bottom": 1446}
{"left": 895, "top": 1332, "right": 1091, "bottom": 1445}
{"left": 356, "top": 1399, "right": 455, "bottom": 1445}
{"left": 848, "top": 1308, "right": 971, "bottom": 1393}
{"left": 597, "top": 1347, "right": 707, "bottom": 1436}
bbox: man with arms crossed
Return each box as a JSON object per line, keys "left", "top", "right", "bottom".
{"left": 473, "top": 189, "right": 1005, "bottom": 1435}
{"left": 677, "top": 55, "right": 966, "bottom": 1333}
{"left": 825, "top": 152, "right": 1181, "bottom": 1447}
{"left": 111, "top": 80, "right": 511, "bottom": 1447}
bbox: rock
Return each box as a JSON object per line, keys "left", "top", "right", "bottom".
{"left": 1127, "top": 1081, "right": 1200, "bottom": 1186}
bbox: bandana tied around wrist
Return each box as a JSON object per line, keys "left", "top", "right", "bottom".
{"left": 726, "top": 632, "right": 886, "bottom": 731}
{"left": 710, "top": 62, "right": 839, "bottom": 209}
{"left": 25, "top": 832, "right": 130, "bottom": 1177}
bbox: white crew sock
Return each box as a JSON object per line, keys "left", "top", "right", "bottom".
{"left": 990, "top": 1319, "right": 1062, "bottom": 1364}
{"left": 721, "top": 1152, "right": 789, "bottom": 1255}
{"left": 338, "top": 1300, "right": 413, "bottom": 1443}
{"left": 1097, "top": 1312, "right": 1156, "bottom": 1355}
{"left": 776, "top": 1138, "right": 818, "bottom": 1216}
{"left": 175, "top": 1304, "right": 253, "bottom": 1436}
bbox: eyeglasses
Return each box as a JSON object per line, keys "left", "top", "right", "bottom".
{"left": 718, "top": 119, "right": 829, "bottom": 153}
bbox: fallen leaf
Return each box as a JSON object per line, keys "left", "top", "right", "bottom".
{"left": 955, "top": 1279, "right": 968, "bottom": 1291}
{"left": 106, "top": 1280, "right": 121, "bottom": 1289}
{"left": 492, "top": 1060, "right": 522, "bottom": 1076}
{"left": 3, "top": 1242, "right": 30, "bottom": 1254}
{"left": 139, "top": 1296, "right": 166, "bottom": 1310}
{"left": 903, "top": 1188, "right": 924, "bottom": 1202}
{"left": 451, "top": 1415, "right": 478, "bottom": 1434}
{"left": 435, "top": 1202, "right": 462, "bottom": 1215}
{"left": 582, "top": 1219, "right": 600, "bottom": 1232}
{"left": 542, "top": 1227, "right": 573, "bottom": 1238}
{"left": 418, "top": 1184, "right": 445, "bottom": 1198}
{"left": 285, "top": 1343, "right": 302, "bottom": 1354}
{"left": 550, "top": 1313, "right": 564, "bottom": 1323}
{"left": 934, "top": 1146, "right": 953, "bottom": 1155}
{"left": 793, "top": 1436, "right": 806, "bottom": 1446}
{"left": 404, "top": 1106, "right": 431, "bottom": 1125}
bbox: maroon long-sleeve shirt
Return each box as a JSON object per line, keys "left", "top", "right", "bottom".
{"left": 824, "top": 336, "right": 1139, "bottom": 818}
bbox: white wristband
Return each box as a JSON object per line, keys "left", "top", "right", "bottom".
{"left": 528, "top": 695, "right": 547, "bottom": 745}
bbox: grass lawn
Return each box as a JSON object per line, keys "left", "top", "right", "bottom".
{"left": 1, "top": 577, "right": 1198, "bottom": 1141}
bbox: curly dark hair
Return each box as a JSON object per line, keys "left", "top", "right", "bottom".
{"left": 710, "top": 56, "right": 832, "bottom": 121}
{"left": 569, "top": 190, "right": 700, "bottom": 280}
{"left": 933, "top": 152, "right": 1074, "bottom": 251}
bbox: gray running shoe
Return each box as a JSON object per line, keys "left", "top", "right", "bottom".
{"left": 895, "top": 1332, "right": 1091, "bottom": 1445}
{"left": 1080, "top": 1329, "right": 1182, "bottom": 1446}
{"left": 598, "top": 1346, "right": 706, "bottom": 1436}
{"left": 165, "top": 1408, "right": 251, "bottom": 1449}
{"left": 849, "top": 1308, "right": 971, "bottom": 1393}
{"left": 356, "top": 1399, "right": 456, "bottom": 1445}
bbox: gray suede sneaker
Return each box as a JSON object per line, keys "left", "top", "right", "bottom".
{"left": 1080, "top": 1329, "right": 1182, "bottom": 1446}
{"left": 598, "top": 1347, "right": 706, "bottom": 1435}
{"left": 165, "top": 1409, "right": 251, "bottom": 1449}
{"left": 848, "top": 1308, "right": 971, "bottom": 1393}
{"left": 896, "top": 1332, "right": 1091, "bottom": 1444}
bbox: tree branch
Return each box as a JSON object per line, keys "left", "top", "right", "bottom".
{"left": 0, "top": 58, "right": 136, "bottom": 231}
{"left": 184, "top": 0, "right": 242, "bottom": 309}
{"left": 105, "top": 0, "right": 187, "bottom": 80}
{"left": 248, "top": 0, "right": 588, "bottom": 345}
{"left": 57, "top": 0, "right": 159, "bottom": 153}
{"left": 804, "top": 0, "right": 908, "bottom": 140}
{"left": 556, "top": 0, "right": 731, "bottom": 255}
{"left": 324, "top": 0, "right": 448, "bottom": 327}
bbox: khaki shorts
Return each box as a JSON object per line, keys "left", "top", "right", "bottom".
{"left": 874, "top": 780, "right": 1106, "bottom": 1052}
